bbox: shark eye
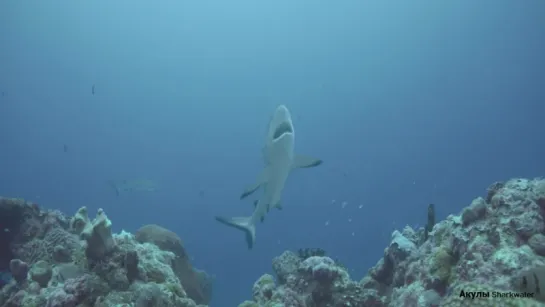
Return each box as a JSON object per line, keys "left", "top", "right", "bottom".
{"left": 273, "top": 122, "right": 293, "bottom": 139}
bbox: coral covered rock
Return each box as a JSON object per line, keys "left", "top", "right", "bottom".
{"left": 135, "top": 224, "right": 213, "bottom": 305}
{"left": 29, "top": 260, "right": 52, "bottom": 287}
{"left": 79, "top": 207, "right": 116, "bottom": 260}
{"left": 9, "top": 259, "right": 28, "bottom": 284}
{"left": 249, "top": 250, "right": 375, "bottom": 306}
{"left": 238, "top": 178, "right": 545, "bottom": 307}
{"left": 0, "top": 198, "right": 212, "bottom": 307}
{"left": 0, "top": 198, "right": 26, "bottom": 272}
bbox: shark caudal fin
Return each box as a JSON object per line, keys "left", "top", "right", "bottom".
{"left": 107, "top": 180, "right": 121, "bottom": 196}
{"left": 215, "top": 216, "right": 256, "bottom": 249}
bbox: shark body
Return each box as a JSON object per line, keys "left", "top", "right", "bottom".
{"left": 215, "top": 105, "right": 322, "bottom": 249}
{"left": 108, "top": 179, "right": 159, "bottom": 196}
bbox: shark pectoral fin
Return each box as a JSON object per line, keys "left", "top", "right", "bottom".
{"left": 241, "top": 183, "right": 261, "bottom": 200}
{"left": 292, "top": 155, "right": 323, "bottom": 169}
{"left": 215, "top": 216, "right": 256, "bottom": 249}
{"left": 240, "top": 167, "right": 269, "bottom": 199}
{"left": 273, "top": 202, "right": 283, "bottom": 210}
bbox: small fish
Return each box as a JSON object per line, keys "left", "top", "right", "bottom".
{"left": 108, "top": 179, "right": 159, "bottom": 196}
{"left": 91, "top": 84, "right": 95, "bottom": 95}
{"left": 63, "top": 144, "right": 68, "bottom": 153}
{"left": 215, "top": 105, "right": 322, "bottom": 249}
{"left": 513, "top": 266, "right": 545, "bottom": 302}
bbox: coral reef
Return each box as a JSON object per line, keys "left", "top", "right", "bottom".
{"left": 3, "top": 177, "right": 545, "bottom": 306}
{"left": 0, "top": 198, "right": 213, "bottom": 307}
{"left": 135, "top": 224, "right": 214, "bottom": 305}
{"left": 239, "top": 178, "right": 545, "bottom": 307}
{"left": 297, "top": 248, "right": 327, "bottom": 260}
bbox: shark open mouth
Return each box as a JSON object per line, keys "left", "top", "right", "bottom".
{"left": 273, "top": 122, "right": 293, "bottom": 139}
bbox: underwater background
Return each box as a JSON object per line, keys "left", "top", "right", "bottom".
{"left": 0, "top": 1, "right": 544, "bottom": 306}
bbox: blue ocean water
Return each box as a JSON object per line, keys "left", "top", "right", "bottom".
{"left": 0, "top": 271, "right": 11, "bottom": 287}
{"left": 0, "top": 1, "right": 544, "bottom": 305}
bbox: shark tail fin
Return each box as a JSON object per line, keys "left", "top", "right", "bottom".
{"left": 215, "top": 216, "right": 256, "bottom": 249}
{"left": 107, "top": 180, "right": 120, "bottom": 196}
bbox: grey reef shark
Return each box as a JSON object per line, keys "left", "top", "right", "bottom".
{"left": 215, "top": 105, "right": 322, "bottom": 249}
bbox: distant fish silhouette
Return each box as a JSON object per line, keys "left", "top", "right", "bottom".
{"left": 92, "top": 84, "right": 95, "bottom": 95}
{"left": 63, "top": 144, "right": 68, "bottom": 153}
{"left": 108, "top": 179, "right": 159, "bottom": 196}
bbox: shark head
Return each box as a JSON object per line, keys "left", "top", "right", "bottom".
{"left": 267, "top": 105, "right": 295, "bottom": 146}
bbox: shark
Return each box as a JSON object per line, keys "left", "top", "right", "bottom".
{"left": 108, "top": 179, "right": 159, "bottom": 196}
{"left": 215, "top": 105, "right": 322, "bottom": 249}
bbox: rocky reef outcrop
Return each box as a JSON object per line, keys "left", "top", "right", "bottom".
{"left": 238, "top": 178, "right": 545, "bottom": 307}
{"left": 0, "top": 198, "right": 213, "bottom": 307}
